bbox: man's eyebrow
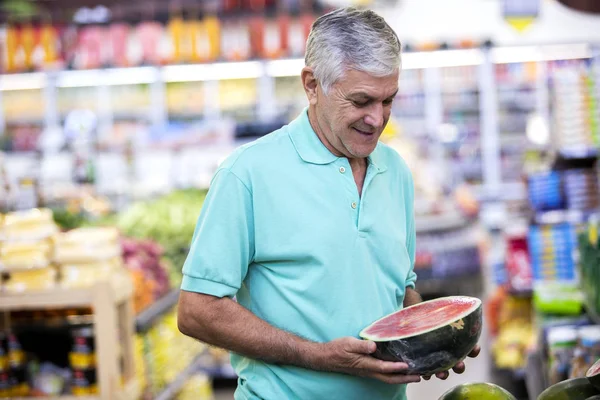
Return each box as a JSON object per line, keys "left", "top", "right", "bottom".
{"left": 348, "top": 89, "right": 399, "bottom": 100}
{"left": 348, "top": 92, "right": 373, "bottom": 100}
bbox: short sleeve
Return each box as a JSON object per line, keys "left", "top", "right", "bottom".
{"left": 404, "top": 172, "right": 417, "bottom": 289}
{"left": 181, "top": 168, "right": 255, "bottom": 298}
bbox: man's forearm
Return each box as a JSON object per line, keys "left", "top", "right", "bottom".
{"left": 178, "top": 291, "right": 323, "bottom": 370}
{"left": 404, "top": 286, "right": 422, "bottom": 307}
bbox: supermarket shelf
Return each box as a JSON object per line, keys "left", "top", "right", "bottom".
{"left": 557, "top": 147, "right": 598, "bottom": 160}
{"left": 0, "top": 44, "right": 593, "bottom": 91}
{"left": 155, "top": 354, "right": 204, "bottom": 400}
{"left": 10, "top": 378, "right": 139, "bottom": 400}
{"left": 0, "top": 277, "right": 132, "bottom": 311}
{"left": 534, "top": 209, "right": 589, "bottom": 225}
{"left": 11, "top": 396, "right": 96, "bottom": 400}
{"left": 11, "top": 314, "right": 94, "bottom": 332}
{"left": 135, "top": 288, "right": 180, "bottom": 333}
{"left": 416, "top": 272, "right": 483, "bottom": 296}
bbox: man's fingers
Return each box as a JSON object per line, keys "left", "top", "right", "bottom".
{"left": 452, "top": 362, "right": 466, "bottom": 374}
{"left": 370, "top": 373, "right": 421, "bottom": 385}
{"left": 358, "top": 357, "right": 410, "bottom": 374}
{"left": 435, "top": 371, "right": 450, "bottom": 380}
{"left": 468, "top": 345, "right": 481, "bottom": 358}
{"left": 423, "top": 375, "right": 432, "bottom": 381}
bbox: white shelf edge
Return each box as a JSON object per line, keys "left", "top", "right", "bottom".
{"left": 0, "top": 43, "right": 592, "bottom": 91}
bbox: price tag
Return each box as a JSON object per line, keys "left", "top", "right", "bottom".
{"left": 503, "top": 0, "right": 540, "bottom": 32}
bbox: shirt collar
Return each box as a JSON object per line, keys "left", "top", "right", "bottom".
{"left": 288, "top": 107, "right": 387, "bottom": 172}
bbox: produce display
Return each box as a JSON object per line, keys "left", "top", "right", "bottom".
{"left": 538, "top": 377, "right": 599, "bottom": 400}
{"left": 139, "top": 309, "right": 206, "bottom": 397}
{"left": 122, "top": 237, "right": 171, "bottom": 314}
{"left": 53, "top": 227, "right": 122, "bottom": 288}
{"left": 359, "top": 296, "right": 482, "bottom": 375}
{"left": 437, "top": 382, "right": 517, "bottom": 400}
{"left": 104, "top": 188, "right": 207, "bottom": 283}
{"left": 175, "top": 374, "right": 214, "bottom": 400}
{"left": 1, "top": 207, "right": 171, "bottom": 316}
{"left": 588, "top": 358, "right": 600, "bottom": 391}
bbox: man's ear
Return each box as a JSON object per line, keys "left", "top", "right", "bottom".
{"left": 301, "top": 67, "right": 318, "bottom": 106}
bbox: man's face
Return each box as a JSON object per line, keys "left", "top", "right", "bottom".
{"left": 313, "top": 68, "right": 399, "bottom": 159}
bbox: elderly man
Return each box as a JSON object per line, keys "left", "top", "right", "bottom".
{"left": 177, "top": 7, "right": 479, "bottom": 400}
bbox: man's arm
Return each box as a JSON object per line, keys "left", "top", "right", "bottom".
{"left": 177, "top": 290, "right": 422, "bottom": 384}
{"left": 403, "top": 286, "right": 422, "bottom": 307}
{"left": 178, "top": 290, "right": 319, "bottom": 369}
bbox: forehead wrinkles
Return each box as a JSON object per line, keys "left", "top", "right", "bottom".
{"left": 339, "top": 74, "right": 398, "bottom": 99}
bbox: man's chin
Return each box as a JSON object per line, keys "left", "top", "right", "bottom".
{"left": 348, "top": 146, "right": 377, "bottom": 159}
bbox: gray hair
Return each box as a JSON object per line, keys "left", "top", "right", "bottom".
{"left": 305, "top": 7, "right": 402, "bottom": 94}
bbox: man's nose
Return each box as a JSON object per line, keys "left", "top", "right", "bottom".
{"left": 364, "top": 102, "right": 384, "bottom": 128}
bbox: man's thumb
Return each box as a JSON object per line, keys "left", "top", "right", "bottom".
{"left": 354, "top": 339, "right": 377, "bottom": 354}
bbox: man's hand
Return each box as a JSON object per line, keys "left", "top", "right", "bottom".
{"left": 317, "top": 337, "right": 422, "bottom": 385}
{"left": 423, "top": 345, "right": 481, "bottom": 381}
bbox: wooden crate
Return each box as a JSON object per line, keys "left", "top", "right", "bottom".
{"left": 0, "top": 275, "right": 140, "bottom": 400}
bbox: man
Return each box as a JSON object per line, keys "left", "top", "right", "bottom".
{"left": 178, "top": 7, "right": 479, "bottom": 400}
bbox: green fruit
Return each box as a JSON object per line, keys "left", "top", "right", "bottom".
{"left": 538, "top": 378, "right": 600, "bottom": 400}
{"left": 438, "top": 382, "right": 516, "bottom": 400}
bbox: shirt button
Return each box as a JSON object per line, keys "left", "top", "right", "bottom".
{"left": 351, "top": 202, "right": 357, "bottom": 209}
{"left": 339, "top": 167, "right": 346, "bottom": 173}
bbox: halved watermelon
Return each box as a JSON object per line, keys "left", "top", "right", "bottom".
{"left": 587, "top": 358, "right": 600, "bottom": 391}
{"left": 359, "top": 296, "right": 482, "bottom": 375}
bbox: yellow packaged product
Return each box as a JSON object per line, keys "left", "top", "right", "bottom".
{"left": 54, "top": 227, "right": 119, "bottom": 246}
{"left": 0, "top": 239, "right": 52, "bottom": 270}
{"left": 54, "top": 228, "right": 121, "bottom": 264}
{"left": 60, "top": 261, "right": 118, "bottom": 288}
{"left": 176, "top": 375, "right": 214, "bottom": 400}
{"left": 3, "top": 266, "right": 57, "bottom": 292}
{"left": 0, "top": 208, "right": 58, "bottom": 241}
{"left": 2, "top": 208, "right": 53, "bottom": 226}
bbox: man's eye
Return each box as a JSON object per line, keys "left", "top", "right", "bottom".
{"left": 383, "top": 99, "right": 394, "bottom": 106}
{"left": 353, "top": 101, "right": 368, "bottom": 107}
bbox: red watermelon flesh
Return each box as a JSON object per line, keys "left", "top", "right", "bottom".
{"left": 587, "top": 358, "right": 600, "bottom": 391}
{"left": 359, "top": 296, "right": 482, "bottom": 375}
{"left": 360, "top": 296, "right": 480, "bottom": 340}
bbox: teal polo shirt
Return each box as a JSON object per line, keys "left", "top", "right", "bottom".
{"left": 182, "top": 108, "right": 417, "bottom": 400}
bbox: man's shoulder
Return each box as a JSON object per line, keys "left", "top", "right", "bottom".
{"left": 218, "top": 124, "right": 294, "bottom": 175}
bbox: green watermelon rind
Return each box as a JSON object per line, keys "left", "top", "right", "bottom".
{"left": 538, "top": 377, "right": 600, "bottom": 400}
{"left": 438, "top": 382, "right": 517, "bottom": 400}
{"left": 359, "top": 296, "right": 482, "bottom": 341}
{"left": 587, "top": 358, "right": 600, "bottom": 391}
{"left": 359, "top": 296, "right": 482, "bottom": 375}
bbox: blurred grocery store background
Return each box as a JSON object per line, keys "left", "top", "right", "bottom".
{"left": 1, "top": 0, "right": 600, "bottom": 399}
